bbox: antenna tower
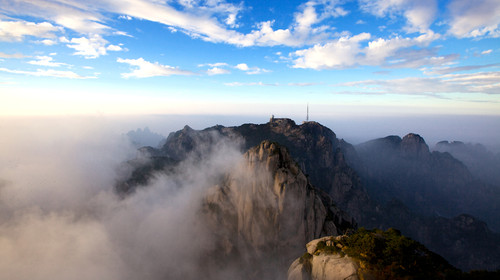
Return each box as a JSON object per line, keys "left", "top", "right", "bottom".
{"left": 306, "top": 103, "right": 309, "bottom": 122}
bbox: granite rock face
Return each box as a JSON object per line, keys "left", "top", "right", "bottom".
{"left": 288, "top": 254, "right": 360, "bottom": 280}
{"left": 202, "top": 141, "right": 355, "bottom": 279}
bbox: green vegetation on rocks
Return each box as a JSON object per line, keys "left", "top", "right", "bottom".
{"left": 309, "top": 228, "right": 457, "bottom": 279}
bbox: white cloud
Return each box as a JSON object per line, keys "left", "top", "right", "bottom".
{"left": 119, "top": 15, "right": 132, "bottom": 20}
{"left": 0, "top": 52, "right": 26, "bottom": 59}
{"left": 359, "top": 0, "right": 437, "bottom": 33}
{"left": 113, "top": 30, "right": 133, "bottom": 37}
{"left": 447, "top": 0, "right": 500, "bottom": 38}
{"left": 107, "top": 44, "right": 123, "bottom": 51}
{"left": 206, "top": 67, "right": 230, "bottom": 75}
{"left": 423, "top": 63, "right": 500, "bottom": 75}
{"left": 2, "top": 0, "right": 109, "bottom": 34}
{"left": 288, "top": 82, "right": 317, "bottom": 86}
{"left": 0, "top": 67, "right": 97, "bottom": 79}
{"left": 292, "top": 31, "right": 443, "bottom": 69}
{"left": 0, "top": 20, "right": 61, "bottom": 41}
{"left": 36, "top": 39, "right": 59, "bottom": 45}
{"left": 67, "top": 34, "right": 122, "bottom": 59}
{"left": 224, "top": 81, "right": 278, "bottom": 86}
{"left": 235, "top": 63, "right": 250, "bottom": 71}
{"left": 482, "top": 49, "right": 493, "bottom": 55}
{"left": 293, "top": 33, "right": 371, "bottom": 69}
{"left": 337, "top": 71, "right": 500, "bottom": 95}
{"left": 199, "top": 62, "right": 268, "bottom": 75}
{"left": 117, "top": 57, "right": 196, "bottom": 78}
{"left": 0, "top": 0, "right": 344, "bottom": 48}
{"left": 198, "top": 62, "right": 228, "bottom": 68}
{"left": 28, "top": 56, "right": 68, "bottom": 67}
{"left": 235, "top": 63, "right": 270, "bottom": 74}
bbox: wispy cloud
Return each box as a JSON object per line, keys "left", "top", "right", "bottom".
{"left": 0, "top": 68, "right": 97, "bottom": 79}
{"left": 206, "top": 67, "right": 230, "bottom": 75}
{"left": 359, "top": 0, "right": 438, "bottom": 33}
{"left": 198, "top": 62, "right": 269, "bottom": 75}
{"left": 117, "top": 57, "right": 196, "bottom": 78}
{"left": 28, "top": 56, "right": 68, "bottom": 67}
{"left": 0, "top": 0, "right": 347, "bottom": 48}
{"left": 235, "top": 63, "right": 270, "bottom": 75}
{"left": 447, "top": 0, "right": 500, "bottom": 38}
{"left": 481, "top": 49, "right": 493, "bottom": 55}
{"left": 337, "top": 71, "right": 500, "bottom": 95}
{"left": 423, "top": 63, "right": 500, "bottom": 75}
{"left": 224, "top": 81, "right": 316, "bottom": 87}
{"left": 292, "top": 31, "right": 444, "bottom": 70}
{"left": 224, "top": 81, "right": 278, "bottom": 86}
{"left": 0, "top": 20, "right": 61, "bottom": 41}
{"left": 0, "top": 52, "right": 27, "bottom": 59}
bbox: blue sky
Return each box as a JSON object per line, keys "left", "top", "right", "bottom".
{"left": 0, "top": 0, "right": 499, "bottom": 117}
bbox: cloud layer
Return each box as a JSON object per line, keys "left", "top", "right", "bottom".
{"left": 0, "top": 117, "right": 243, "bottom": 280}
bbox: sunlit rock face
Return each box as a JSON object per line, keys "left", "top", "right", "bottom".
{"left": 288, "top": 236, "right": 361, "bottom": 280}
{"left": 202, "top": 141, "right": 355, "bottom": 280}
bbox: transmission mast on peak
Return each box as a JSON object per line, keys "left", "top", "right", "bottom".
{"left": 306, "top": 103, "right": 309, "bottom": 122}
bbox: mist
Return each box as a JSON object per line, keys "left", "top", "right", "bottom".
{"left": 1, "top": 114, "right": 498, "bottom": 279}
{"left": 0, "top": 116, "right": 245, "bottom": 280}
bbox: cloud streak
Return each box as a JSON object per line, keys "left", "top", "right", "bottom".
{"left": 117, "top": 57, "right": 196, "bottom": 78}
{"left": 0, "top": 67, "right": 97, "bottom": 79}
{"left": 0, "top": 20, "right": 61, "bottom": 41}
{"left": 447, "top": 0, "right": 500, "bottom": 38}
{"left": 337, "top": 71, "right": 500, "bottom": 95}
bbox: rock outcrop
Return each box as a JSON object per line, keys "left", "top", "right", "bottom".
{"left": 202, "top": 141, "right": 355, "bottom": 279}
{"left": 288, "top": 229, "right": 459, "bottom": 280}
{"left": 288, "top": 236, "right": 361, "bottom": 280}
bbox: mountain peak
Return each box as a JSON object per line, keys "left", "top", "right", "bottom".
{"left": 401, "top": 133, "right": 430, "bottom": 159}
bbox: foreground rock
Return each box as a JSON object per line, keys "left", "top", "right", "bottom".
{"left": 288, "top": 237, "right": 360, "bottom": 280}
{"left": 288, "top": 229, "right": 459, "bottom": 280}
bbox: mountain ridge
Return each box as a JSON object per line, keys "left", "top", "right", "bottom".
{"left": 118, "top": 118, "right": 500, "bottom": 271}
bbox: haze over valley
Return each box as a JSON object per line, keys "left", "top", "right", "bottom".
{"left": 1, "top": 116, "right": 500, "bottom": 279}
{"left": 1, "top": 0, "right": 500, "bottom": 278}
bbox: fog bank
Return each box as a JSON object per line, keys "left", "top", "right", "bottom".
{"left": 0, "top": 116, "right": 243, "bottom": 280}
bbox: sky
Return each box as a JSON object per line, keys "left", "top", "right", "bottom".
{"left": 0, "top": 0, "right": 499, "bottom": 118}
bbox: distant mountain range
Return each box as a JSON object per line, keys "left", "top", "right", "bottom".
{"left": 117, "top": 118, "right": 500, "bottom": 277}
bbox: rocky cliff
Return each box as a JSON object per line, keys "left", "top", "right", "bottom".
{"left": 202, "top": 141, "right": 355, "bottom": 279}
{"left": 154, "top": 118, "right": 373, "bottom": 222}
